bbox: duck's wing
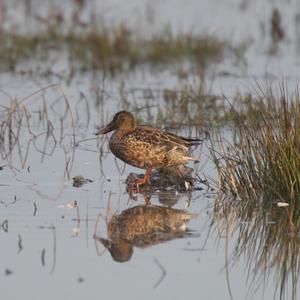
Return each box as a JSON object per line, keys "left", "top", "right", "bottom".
{"left": 136, "top": 126, "right": 201, "bottom": 148}
{"left": 164, "top": 131, "right": 203, "bottom": 147}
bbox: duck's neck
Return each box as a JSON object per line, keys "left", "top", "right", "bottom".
{"left": 112, "top": 128, "right": 132, "bottom": 139}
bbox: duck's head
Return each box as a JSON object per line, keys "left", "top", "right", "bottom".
{"left": 96, "top": 111, "right": 136, "bottom": 135}
{"left": 98, "top": 237, "right": 133, "bottom": 263}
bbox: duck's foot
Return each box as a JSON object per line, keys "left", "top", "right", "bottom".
{"left": 134, "top": 177, "right": 149, "bottom": 188}
{"left": 131, "top": 167, "right": 153, "bottom": 192}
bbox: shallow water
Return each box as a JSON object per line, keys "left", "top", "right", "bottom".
{"left": 1, "top": 0, "right": 300, "bottom": 299}
{"left": 0, "top": 94, "right": 289, "bottom": 300}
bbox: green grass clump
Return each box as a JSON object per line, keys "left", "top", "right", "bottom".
{"left": 210, "top": 86, "right": 300, "bottom": 300}
{"left": 0, "top": 22, "right": 234, "bottom": 75}
{"left": 145, "top": 28, "right": 226, "bottom": 68}
{"left": 214, "top": 86, "right": 300, "bottom": 205}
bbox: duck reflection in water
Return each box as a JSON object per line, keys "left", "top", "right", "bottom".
{"left": 94, "top": 205, "right": 197, "bottom": 262}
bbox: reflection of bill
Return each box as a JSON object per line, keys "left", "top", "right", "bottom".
{"left": 94, "top": 205, "right": 197, "bottom": 262}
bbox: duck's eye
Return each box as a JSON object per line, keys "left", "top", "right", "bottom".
{"left": 114, "top": 114, "right": 121, "bottom": 122}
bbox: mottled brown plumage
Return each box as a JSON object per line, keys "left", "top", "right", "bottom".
{"left": 95, "top": 205, "right": 196, "bottom": 262}
{"left": 96, "top": 111, "right": 200, "bottom": 187}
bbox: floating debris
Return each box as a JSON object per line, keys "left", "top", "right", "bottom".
{"left": 72, "top": 227, "right": 80, "bottom": 235}
{"left": 41, "top": 249, "right": 46, "bottom": 267}
{"left": 57, "top": 202, "right": 78, "bottom": 209}
{"left": 277, "top": 202, "right": 289, "bottom": 207}
{"left": 72, "top": 175, "right": 93, "bottom": 187}
{"left": 17, "top": 234, "right": 23, "bottom": 254}
{"left": 77, "top": 277, "right": 84, "bottom": 283}
{"left": 33, "top": 202, "right": 37, "bottom": 216}
{"left": 66, "top": 203, "right": 76, "bottom": 209}
{"left": 5, "top": 269, "right": 13, "bottom": 276}
{"left": 1, "top": 219, "right": 8, "bottom": 232}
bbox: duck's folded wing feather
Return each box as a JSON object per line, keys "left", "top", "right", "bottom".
{"left": 133, "top": 126, "right": 197, "bottom": 149}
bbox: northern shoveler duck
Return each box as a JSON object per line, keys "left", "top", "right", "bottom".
{"left": 96, "top": 111, "right": 201, "bottom": 187}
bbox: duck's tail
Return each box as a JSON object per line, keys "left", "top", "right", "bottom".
{"left": 178, "top": 134, "right": 208, "bottom": 147}
{"left": 183, "top": 156, "right": 200, "bottom": 163}
{"left": 181, "top": 131, "right": 210, "bottom": 147}
{"left": 183, "top": 137, "right": 203, "bottom": 146}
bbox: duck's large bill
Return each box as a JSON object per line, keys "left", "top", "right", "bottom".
{"left": 95, "top": 121, "right": 116, "bottom": 135}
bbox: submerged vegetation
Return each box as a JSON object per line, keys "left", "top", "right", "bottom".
{"left": 0, "top": 85, "right": 78, "bottom": 178}
{"left": 118, "top": 80, "right": 256, "bottom": 134}
{"left": 0, "top": 24, "right": 230, "bottom": 75}
{"left": 213, "top": 186, "right": 300, "bottom": 300}
{"left": 0, "top": 0, "right": 244, "bottom": 76}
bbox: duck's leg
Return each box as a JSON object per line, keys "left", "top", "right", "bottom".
{"left": 134, "top": 166, "right": 153, "bottom": 188}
